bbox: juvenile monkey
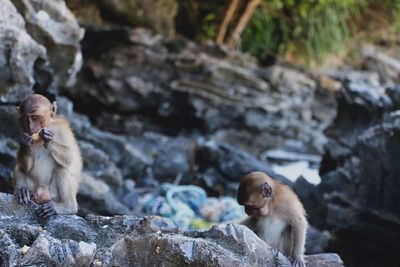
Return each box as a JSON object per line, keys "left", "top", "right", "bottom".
{"left": 237, "top": 171, "right": 308, "bottom": 267}
{"left": 13, "top": 94, "right": 82, "bottom": 218}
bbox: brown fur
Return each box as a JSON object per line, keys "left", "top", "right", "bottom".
{"left": 238, "top": 171, "right": 308, "bottom": 267}
{"left": 13, "top": 94, "right": 82, "bottom": 215}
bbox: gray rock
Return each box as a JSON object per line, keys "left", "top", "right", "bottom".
{"left": 317, "top": 84, "right": 400, "bottom": 267}
{"left": 78, "top": 173, "right": 130, "bottom": 216}
{"left": 69, "top": 27, "right": 331, "bottom": 157}
{"left": 0, "top": 192, "right": 344, "bottom": 267}
{"left": 45, "top": 215, "right": 97, "bottom": 243}
{"left": 79, "top": 141, "right": 123, "bottom": 187}
{"left": 305, "top": 253, "right": 344, "bottom": 267}
{"left": 12, "top": 0, "right": 84, "bottom": 89}
{"left": 0, "top": 0, "right": 46, "bottom": 102}
{"left": 17, "top": 235, "right": 96, "bottom": 267}
{"left": 0, "top": 136, "right": 18, "bottom": 194}
{"left": 195, "top": 139, "right": 292, "bottom": 196}
{"left": 97, "top": 0, "right": 178, "bottom": 38}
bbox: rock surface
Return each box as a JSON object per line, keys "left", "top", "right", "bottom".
{"left": 67, "top": 0, "right": 178, "bottom": 38}
{"left": 68, "top": 27, "right": 333, "bottom": 158}
{"left": 0, "top": 193, "right": 344, "bottom": 267}
{"left": 0, "top": 0, "right": 83, "bottom": 102}
{"left": 310, "top": 81, "right": 400, "bottom": 267}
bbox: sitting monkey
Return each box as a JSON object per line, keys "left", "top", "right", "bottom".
{"left": 13, "top": 94, "right": 82, "bottom": 218}
{"left": 237, "top": 171, "right": 308, "bottom": 267}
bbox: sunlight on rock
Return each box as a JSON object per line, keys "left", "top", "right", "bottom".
{"left": 272, "top": 161, "right": 321, "bottom": 185}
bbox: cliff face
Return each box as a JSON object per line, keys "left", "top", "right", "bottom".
{"left": 0, "top": 0, "right": 332, "bottom": 213}
{"left": 1, "top": 1, "right": 400, "bottom": 266}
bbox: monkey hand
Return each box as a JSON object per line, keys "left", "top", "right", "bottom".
{"left": 16, "top": 188, "right": 31, "bottom": 205}
{"left": 20, "top": 133, "right": 33, "bottom": 149}
{"left": 39, "top": 128, "right": 54, "bottom": 146}
{"left": 290, "top": 256, "right": 306, "bottom": 267}
{"left": 35, "top": 201, "right": 57, "bottom": 218}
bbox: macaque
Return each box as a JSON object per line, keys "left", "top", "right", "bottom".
{"left": 13, "top": 94, "right": 82, "bottom": 218}
{"left": 237, "top": 171, "right": 308, "bottom": 267}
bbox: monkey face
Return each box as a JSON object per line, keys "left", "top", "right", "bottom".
{"left": 20, "top": 114, "right": 45, "bottom": 135}
{"left": 18, "top": 95, "right": 53, "bottom": 134}
{"left": 244, "top": 203, "right": 269, "bottom": 217}
{"left": 237, "top": 172, "right": 274, "bottom": 218}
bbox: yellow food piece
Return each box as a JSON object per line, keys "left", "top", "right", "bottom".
{"left": 20, "top": 245, "right": 30, "bottom": 254}
{"left": 31, "top": 132, "right": 40, "bottom": 142}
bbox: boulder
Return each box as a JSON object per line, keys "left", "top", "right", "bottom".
{"left": 0, "top": 0, "right": 45, "bottom": 102}
{"left": 0, "top": 193, "right": 344, "bottom": 267}
{"left": 97, "top": 0, "right": 178, "bottom": 38}
{"left": 315, "top": 82, "right": 400, "bottom": 267}
{"left": 12, "top": 0, "right": 84, "bottom": 89}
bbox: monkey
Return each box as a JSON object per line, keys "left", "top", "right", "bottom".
{"left": 237, "top": 171, "right": 308, "bottom": 267}
{"left": 13, "top": 94, "right": 82, "bottom": 218}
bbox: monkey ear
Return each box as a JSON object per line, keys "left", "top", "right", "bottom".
{"left": 52, "top": 101, "right": 57, "bottom": 117}
{"left": 260, "top": 182, "right": 272, "bottom": 198}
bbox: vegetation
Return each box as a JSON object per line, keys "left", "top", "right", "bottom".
{"left": 176, "top": 0, "right": 400, "bottom": 65}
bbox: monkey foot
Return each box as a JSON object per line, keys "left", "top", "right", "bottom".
{"left": 36, "top": 201, "right": 57, "bottom": 218}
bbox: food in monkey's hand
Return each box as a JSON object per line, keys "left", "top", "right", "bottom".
{"left": 31, "top": 132, "right": 41, "bottom": 142}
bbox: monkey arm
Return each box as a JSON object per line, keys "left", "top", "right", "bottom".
{"left": 46, "top": 141, "right": 74, "bottom": 169}
{"left": 13, "top": 165, "right": 33, "bottom": 191}
{"left": 52, "top": 167, "right": 79, "bottom": 214}
{"left": 13, "top": 164, "right": 34, "bottom": 205}
{"left": 45, "top": 123, "right": 79, "bottom": 169}
{"left": 289, "top": 215, "right": 308, "bottom": 266}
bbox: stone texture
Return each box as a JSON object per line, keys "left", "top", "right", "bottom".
{"left": 0, "top": 193, "right": 344, "bottom": 267}
{"left": 12, "top": 0, "right": 84, "bottom": 89}
{"left": 311, "top": 82, "right": 400, "bottom": 267}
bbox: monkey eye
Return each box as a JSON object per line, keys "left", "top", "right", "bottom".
{"left": 30, "top": 115, "right": 39, "bottom": 121}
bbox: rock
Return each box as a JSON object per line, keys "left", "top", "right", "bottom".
{"left": 0, "top": 193, "right": 344, "bottom": 267}
{"left": 68, "top": 0, "right": 178, "bottom": 38}
{"left": 316, "top": 84, "right": 400, "bottom": 267}
{"left": 293, "top": 177, "right": 325, "bottom": 227}
{"left": 12, "top": 0, "right": 84, "bottom": 89}
{"left": 0, "top": 137, "right": 18, "bottom": 194}
{"left": 0, "top": 106, "right": 19, "bottom": 138}
{"left": 0, "top": 0, "right": 84, "bottom": 102}
{"left": 17, "top": 235, "right": 96, "bottom": 266}
{"left": 79, "top": 141, "right": 123, "bottom": 187}
{"left": 305, "top": 253, "right": 344, "bottom": 267}
{"left": 45, "top": 215, "right": 97, "bottom": 243}
{"left": 78, "top": 173, "right": 130, "bottom": 216}
{"left": 305, "top": 226, "right": 330, "bottom": 254}
{"left": 96, "top": 0, "right": 178, "bottom": 38}
{"left": 68, "top": 27, "right": 332, "bottom": 157}
{"left": 320, "top": 80, "right": 393, "bottom": 175}
{"left": 195, "top": 139, "right": 292, "bottom": 196}
{"left": 361, "top": 44, "right": 400, "bottom": 85}
{"left": 0, "top": 0, "right": 46, "bottom": 102}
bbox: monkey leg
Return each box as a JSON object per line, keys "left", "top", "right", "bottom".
{"left": 52, "top": 167, "right": 79, "bottom": 215}
{"left": 36, "top": 201, "right": 57, "bottom": 218}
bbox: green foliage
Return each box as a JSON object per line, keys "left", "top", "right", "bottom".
{"left": 176, "top": 0, "right": 400, "bottom": 65}
{"left": 242, "top": 0, "right": 361, "bottom": 64}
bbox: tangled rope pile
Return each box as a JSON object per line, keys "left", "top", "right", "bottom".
{"left": 142, "top": 183, "right": 246, "bottom": 229}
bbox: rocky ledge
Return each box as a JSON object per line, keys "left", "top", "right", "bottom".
{"left": 0, "top": 193, "right": 343, "bottom": 267}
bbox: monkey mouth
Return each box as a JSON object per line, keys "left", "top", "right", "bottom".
{"left": 245, "top": 206, "right": 261, "bottom": 216}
